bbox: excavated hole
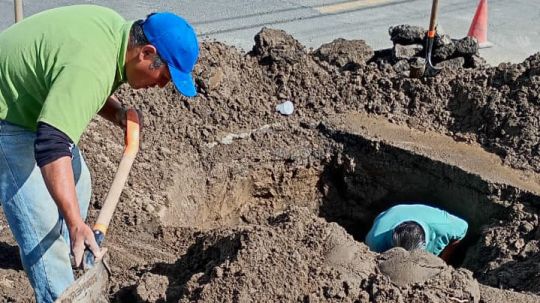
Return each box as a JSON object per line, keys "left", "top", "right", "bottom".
{"left": 155, "top": 121, "right": 540, "bottom": 295}
{"left": 317, "top": 129, "right": 530, "bottom": 268}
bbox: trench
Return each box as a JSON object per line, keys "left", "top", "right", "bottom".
{"left": 316, "top": 113, "right": 540, "bottom": 269}
{"left": 317, "top": 144, "right": 501, "bottom": 266}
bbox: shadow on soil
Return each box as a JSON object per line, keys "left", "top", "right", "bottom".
{"left": 0, "top": 242, "right": 22, "bottom": 270}
{"left": 114, "top": 232, "right": 243, "bottom": 302}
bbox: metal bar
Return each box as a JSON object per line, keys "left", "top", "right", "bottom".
{"left": 14, "top": 0, "right": 23, "bottom": 23}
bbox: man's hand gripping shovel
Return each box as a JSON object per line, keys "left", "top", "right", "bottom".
{"left": 55, "top": 109, "right": 140, "bottom": 302}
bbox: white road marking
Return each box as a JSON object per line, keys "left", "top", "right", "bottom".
{"left": 315, "top": 0, "right": 391, "bottom": 14}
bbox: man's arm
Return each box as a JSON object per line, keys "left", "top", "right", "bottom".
{"left": 99, "top": 96, "right": 144, "bottom": 136}
{"left": 434, "top": 213, "right": 468, "bottom": 261}
{"left": 40, "top": 157, "right": 104, "bottom": 266}
{"left": 439, "top": 240, "right": 461, "bottom": 263}
{"left": 98, "top": 95, "right": 126, "bottom": 127}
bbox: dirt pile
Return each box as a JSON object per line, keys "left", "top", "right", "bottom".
{"left": 0, "top": 27, "right": 540, "bottom": 302}
{"left": 132, "top": 208, "right": 480, "bottom": 303}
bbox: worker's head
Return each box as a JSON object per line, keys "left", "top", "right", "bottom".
{"left": 125, "top": 13, "right": 199, "bottom": 96}
{"left": 392, "top": 221, "right": 426, "bottom": 251}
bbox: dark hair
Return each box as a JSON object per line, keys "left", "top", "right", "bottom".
{"left": 129, "top": 19, "right": 164, "bottom": 69}
{"left": 392, "top": 221, "right": 426, "bottom": 251}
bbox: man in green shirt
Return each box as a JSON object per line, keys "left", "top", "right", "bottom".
{"left": 0, "top": 5, "right": 199, "bottom": 302}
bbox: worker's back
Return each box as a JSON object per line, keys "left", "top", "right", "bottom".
{"left": 365, "top": 204, "right": 468, "bottom": 255}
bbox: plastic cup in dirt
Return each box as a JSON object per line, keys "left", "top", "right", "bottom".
{"left": 276, "top": 100, "right": 294, "bottom": 115}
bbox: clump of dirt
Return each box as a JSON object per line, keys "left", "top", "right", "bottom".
{"left": 313, "top": 38, "right": 374, "bottom": 71}
{"left": 251, "top": 27, "right": 307, "bottom": 67}
{"left": 1, "top": 27, "right": 540, "bottom": 302}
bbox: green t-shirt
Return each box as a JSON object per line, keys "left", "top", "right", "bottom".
{"left": 0, "top": 5, "right": 132, "bottom": 143}
{"left": 365, "top": 204, "right": 468, "bottom": 255}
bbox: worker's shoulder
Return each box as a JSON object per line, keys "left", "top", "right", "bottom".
{"left": 50, "top": 5, "right": 121, "bottom": 16}
{"left": 30, "top": 5, "right": 125, "bottom": 24}
{"left": 386, "top": 203, "right": 438, "bottom": 213}
{"left": 382, "top": 204, "right": 449, "bottom": 223}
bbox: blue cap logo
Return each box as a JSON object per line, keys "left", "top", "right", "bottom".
{"left": 143, "top": 13, "right": 199, "bottom": 97}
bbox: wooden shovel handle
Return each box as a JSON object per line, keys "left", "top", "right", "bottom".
{"left": 93, "top": 109, "right": 140, "bottom": 235}
{"left": 427, "top": 0, "right": 439, "bottom": 38}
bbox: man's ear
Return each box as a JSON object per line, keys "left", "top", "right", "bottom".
{"left": 139, "top": 44, "right": 158, "bottom": 60}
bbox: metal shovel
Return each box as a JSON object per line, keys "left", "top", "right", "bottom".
{"left": 424, "top": 0, "right": 441, "bottom": 77}
{"left": 55, "top": 109, "right": 140, "bottom": 302}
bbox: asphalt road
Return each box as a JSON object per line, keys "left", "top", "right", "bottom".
{"left": 1, "top": 0, "right": 539, "bottom": 65}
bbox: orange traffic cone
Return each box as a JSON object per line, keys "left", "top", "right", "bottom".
{"left": 467, "top": 0, "right": 492, "bottom": 48}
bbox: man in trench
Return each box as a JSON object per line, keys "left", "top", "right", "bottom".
{"left": 0, "top": 5, "right": 198, "bottom": 302}
{"left": 365, "top": 204, "right": 468, "bottom": 262}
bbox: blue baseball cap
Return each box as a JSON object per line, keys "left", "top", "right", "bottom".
{"left": 142, "top": 13, "right": 199, "bottom": 97}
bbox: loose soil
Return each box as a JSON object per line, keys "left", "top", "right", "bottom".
{"left": 1, "top": 27, "right": 540, "bottom": 302}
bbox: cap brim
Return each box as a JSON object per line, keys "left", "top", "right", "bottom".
{"left": 170, "top": 66, "right": 197, "bottom": 97}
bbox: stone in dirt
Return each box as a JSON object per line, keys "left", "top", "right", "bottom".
{"left": 313, "top": 38, "right": 374, "bottom": 70}
{"left": 250, "top": 27, "right": 306, "bottom": 66}
{"left": 455, "top": 36, "right": 480, "bottom": 56}
{"left": 433, "top": 41, "right": 456, "bottom": 61}
{"left": 393, "top": 43, "right": 423, "bottom": 60}
{"left": 439, "top": 56, "right": 465, "bottom": 70}
{"left": 389, "top": 24, "right": 425, "bottom": 45}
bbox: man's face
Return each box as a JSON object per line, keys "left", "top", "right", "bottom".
{"left": 126, "top": 45, "right": 171, "bottom": 89}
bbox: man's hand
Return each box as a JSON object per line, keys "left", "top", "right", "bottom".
{"left": 115, "top": 107, "right": 144, "bottom": 130}
{"left": 40, "top": 156, "right": 107, "bottom": 267}
{"left": 99, "top": 95, "right": 143, "bottom": 129}
{"left": 98, "top": 96, "right": 144, "bottom": 147}
{"left": 69, "top": 219, "right": 107, "bottom": 267}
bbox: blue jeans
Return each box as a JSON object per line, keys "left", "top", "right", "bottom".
{"left": 0, "top": 120, "right": 91, "bottom": 303}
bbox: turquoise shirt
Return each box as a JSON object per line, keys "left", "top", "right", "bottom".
{"left": 365, "top": 204, "right": 468, "bottom": 255}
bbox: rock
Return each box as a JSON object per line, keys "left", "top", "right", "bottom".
{"left": 198, "top": 67, "right": 225, "bottom": 93}
{"left": 409, "top": 57, "right": 426, "bottom": 78}
{"left": 433, "top": 41, "right": 456, "bottom": 61}
{"left": 455, "top": 36, "right": 479, "bottom": 56}
{"left": 313, "top": 38, "right": 374, "bottom": 70}
{"left": 251, "top": 27, "right": 306, "bottom": 65}
{"left": 434, "top": 33, "right": 453, "bottom": 48}
{"left": 389, "top": 24, "right": 425, "bottom": 45}
{"left": 439, "top": 56, "right": 465, "bottom": 70}
{"left": 393, "top": 43, "right": 423, "bottom": 60}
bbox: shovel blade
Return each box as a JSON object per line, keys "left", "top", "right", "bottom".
{"left": 424, "top": 65, "right": 441, "bottom": 77}
{"left": 54, "top": 261, "right": 110, "bottom": 303}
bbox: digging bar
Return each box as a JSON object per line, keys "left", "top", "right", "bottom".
{"left": 55, "top": 109, "right": 140, "bottom": 302}
{"left": 424, "top": 0, "right": 441, "bottom": 77}
{"left": 14, "top": 0, "right": 23, "bottom": 22}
